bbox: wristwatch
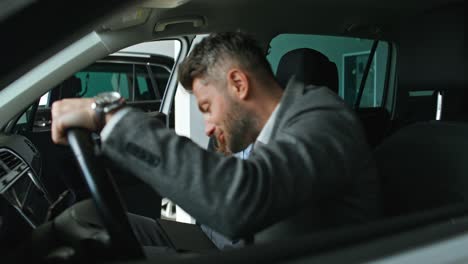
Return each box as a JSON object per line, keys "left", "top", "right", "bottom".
{"left": 91, "top": 91, "right": 126, "bottom": 130}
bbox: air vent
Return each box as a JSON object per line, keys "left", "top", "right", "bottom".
{"left": 0, "top": 150, "right": 21, "bottom": 170}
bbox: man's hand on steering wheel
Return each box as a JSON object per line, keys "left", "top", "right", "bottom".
{"left": 51, "top": 98, "right": 98, "bottom": 145}
{"left": 51, "top": 96, "right": 144, "bottom": 259}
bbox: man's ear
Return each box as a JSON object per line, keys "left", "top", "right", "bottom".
{"left": 227, "top": 68, "right": 249, "bottom": 100}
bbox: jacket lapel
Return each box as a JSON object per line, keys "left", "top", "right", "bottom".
{"left": 269, "top": 75, "right": 305, "bottom": 139}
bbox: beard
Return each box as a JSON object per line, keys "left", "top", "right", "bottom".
{"left": 222, "top": 98, "right": 259, "bottom": 154}
{"left": 213, "top": 135, "right": 231, "bottom": 156}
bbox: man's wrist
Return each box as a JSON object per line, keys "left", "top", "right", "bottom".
{"left": 91, "top": 92, "right": 126, "bottom": 131}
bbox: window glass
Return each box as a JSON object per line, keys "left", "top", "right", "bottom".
{"left": 37, "top": 40, "right": 179, "bottom": 108}
{"left": 17, "top": 111, "right": 28, "bottom": 125}
{"left": 20, "top": 39, "right": 180, "bottom": 132}
{"left": 75, "top": 64, "right": 132, "bottom": 99}
{"left": 151, "top": 65, "right": 171, "bottom": 98}
{"left": 38, "top": 92, "right": 49, "bottom": 108}
{"left": 13, "top": 105, "right": 34, "bottom": 133}
{"left": 134, "top": 65, "right": 154, "bottom": 101}
{"left": 267, "top": 34, "right": 389, "bottom": 108}
{"left": 45, "top": 63, "right": 172, "bottom": 103}
{"left": 137, "top": 75, "right": 149, "bottom": 94}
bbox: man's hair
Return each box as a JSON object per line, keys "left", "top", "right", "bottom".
{"left": 178, "top": 32, "right": 275, "bottom": 91}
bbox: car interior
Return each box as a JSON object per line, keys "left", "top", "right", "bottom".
{"left": 0, "top": 0, "right": 466, "bottom": 263}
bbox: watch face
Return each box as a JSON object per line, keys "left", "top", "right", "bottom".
{"left": 94, "top": 92, "right": 125, "bottom": 113}
{"left": 95, "top": 91, "right": 122, "bottom": 105}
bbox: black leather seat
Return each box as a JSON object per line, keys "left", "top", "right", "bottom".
{"left": 276, "top": 48, "right": 338, "bottom": 93}
{"left": 50, "top": 75, "right": 83, "bottom": 103}
{"left": 374, "top": 121, "right": 468, "bottom": 217}
{"left": 442, "top": 89, "right": 468, "bottom": 121}
{"left": 275, "top": 48, "right": 390, "bottom": 148}
{"left": 357, "top": 107, "right": 391, "bottom": 148}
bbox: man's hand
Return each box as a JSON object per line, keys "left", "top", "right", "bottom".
{"left": 51, "top": 98, "right": 97, "bottom": 145}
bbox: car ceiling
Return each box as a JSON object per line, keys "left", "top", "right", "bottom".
{"left": 150, "top": 0, "right": 462, "bottom": 40}
{"left": 0, "top": 0, "right": 464, "bottom": 90}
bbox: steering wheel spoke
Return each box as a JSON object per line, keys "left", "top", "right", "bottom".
{"left": 67, "top": 128, "right": 144, "bottom": 260}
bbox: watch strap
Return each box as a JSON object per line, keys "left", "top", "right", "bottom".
{"left": 92, "top": 102, "right": 106, "bottom": 131}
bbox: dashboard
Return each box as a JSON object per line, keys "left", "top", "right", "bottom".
{"left": 0, "top": 133, "right": 50, "bottom": 228}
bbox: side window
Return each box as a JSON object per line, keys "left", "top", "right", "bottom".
{"left": 150, "top": 65, "right": 171, "bottom": 99}
{"left": 38, "top": 93, "right": 49, "bottom": 108}
{"left": 406, "top": 90, "right": 439, "bottom": 122}
{"left": 13, "top": 105, "right": 36, "bottom": 133}
{"left": 134, "top": 65, "right": 155, "bottom": 101}
{"left": 20, "top": 40, "right": 179, "bottom": 132}
{"left": 38, "top": 40, "right": 178, "bottom": 107}
{"left": 74, "top": 64, "right": 133, "bottom": 100}
{"left": 137, "top": 75, "right": 150, "bottom": 99}
{"left": 16, "top": 106, "right": 33, "bottom": 126}
{"left": 267, "top": 34, "right": 389, "bottom": 108}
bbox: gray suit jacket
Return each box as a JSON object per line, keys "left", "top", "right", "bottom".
{"left": 102, "top": 77, "right": 382, "bottom": 243}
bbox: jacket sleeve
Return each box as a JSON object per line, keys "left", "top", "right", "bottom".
{"left": 101, "top": 106, "right": 366, "bottom": 238}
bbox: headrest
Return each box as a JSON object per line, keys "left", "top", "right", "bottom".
{"left": 60, "top": 75, "right": 82, "bottom": 99}
{"left": 276, "top": 48, "right": 339, "bottom": 94}
{"left": 374, "top": 121, "right": 468, "bottom": 216}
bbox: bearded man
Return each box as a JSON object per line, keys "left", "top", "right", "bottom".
{"left": 51, "top": 32, "right": 381, "bottom": 253}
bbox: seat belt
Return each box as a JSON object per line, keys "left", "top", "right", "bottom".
{"left": 353, "top": 40, "right": 379, "bottom": 109}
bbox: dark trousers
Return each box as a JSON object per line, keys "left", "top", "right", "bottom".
{"left": 127, "top": 213, "right": 218, "bottom": 258}
{"left": 128, "top": 213, "right": 173, "bottom": 248}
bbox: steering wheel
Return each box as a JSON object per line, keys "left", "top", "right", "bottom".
{"left": 67, "top": 128, "right": 144, "bottom": 259}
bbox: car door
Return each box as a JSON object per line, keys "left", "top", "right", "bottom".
{"left": 7, "top": 40, "right": 182, "bottom": 221}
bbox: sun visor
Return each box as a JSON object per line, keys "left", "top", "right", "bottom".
{"left": 141, "top": 0, "right": 191, "bottom": 9}
{"left": 100, "top": 7, "right": 152, "bottom": 31}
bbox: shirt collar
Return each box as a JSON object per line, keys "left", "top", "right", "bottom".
{"left": 234, "top": 103, "right": 281, "bottom": 159}
{"left": 256, "top": 103, "right": 281, "bottom": 145}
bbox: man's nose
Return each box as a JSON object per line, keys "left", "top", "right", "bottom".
{"left": 205, "top": 122, "right": 216, "bottom": 137}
